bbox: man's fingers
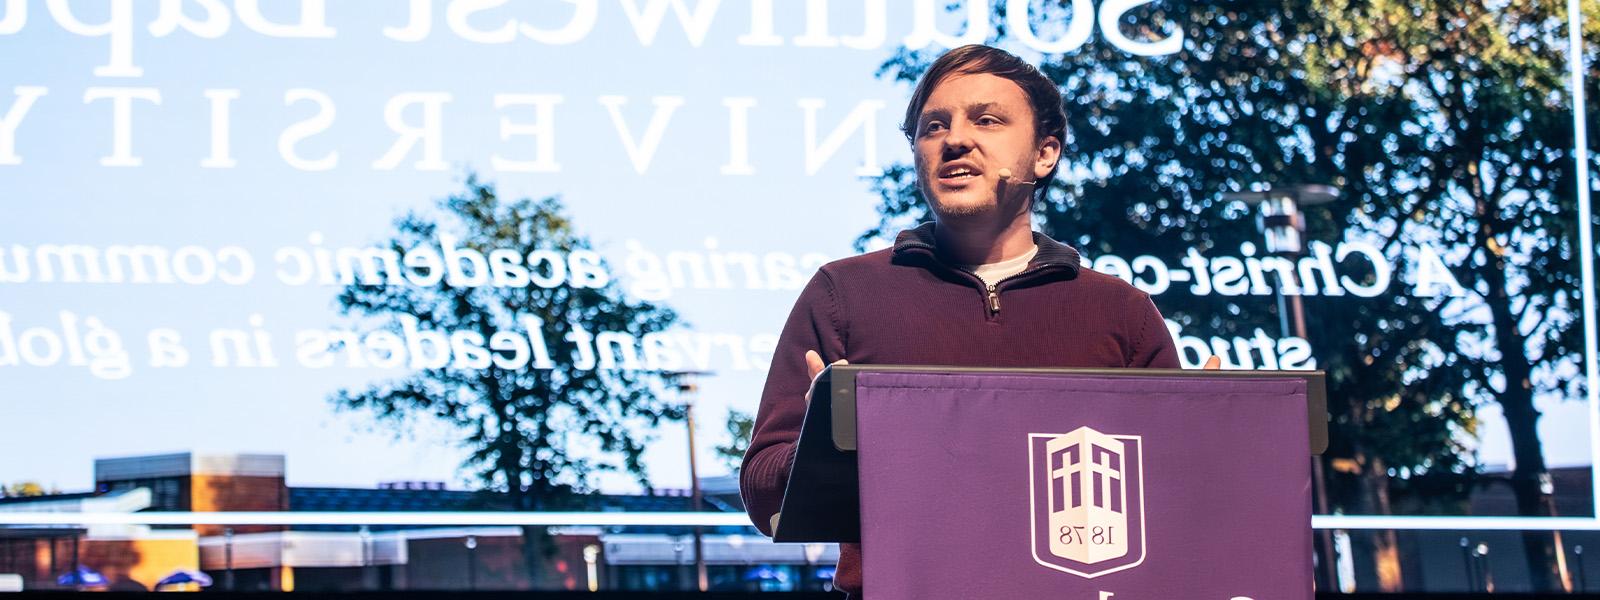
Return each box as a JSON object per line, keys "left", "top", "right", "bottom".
{"left": 804, "top": 351, "right": 849, "bottom": 403}
{"left": 803, "top": 350, "right": 828, "bottom": 403}
{"left": 1203, "top": 355, "right": 1222, "bottom": 370}
{"left": 805, "top": 350, "right": 826, "bottom": 380}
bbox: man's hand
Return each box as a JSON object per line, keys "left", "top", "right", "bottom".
{"left": 1203, "top": 355, "right": 1221, "bottom": 370}
{"left": 803, "top": 350, "right": 848, "bottom": 402}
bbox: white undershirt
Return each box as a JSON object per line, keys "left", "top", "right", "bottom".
{"left": 960, "top": 244, "right": 1038, "bottom": 288}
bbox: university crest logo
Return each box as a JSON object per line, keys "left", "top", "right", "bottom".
{"left": 1027, "top": 427, "right": 1147, "bottom": 577}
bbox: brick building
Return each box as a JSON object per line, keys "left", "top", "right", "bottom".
{"left": 0, "top": 452, "right": 835, "bottom": 592}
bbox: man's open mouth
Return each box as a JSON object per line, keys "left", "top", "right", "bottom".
{"left": 938, "top": 163, "right": 982, "bottom": 181}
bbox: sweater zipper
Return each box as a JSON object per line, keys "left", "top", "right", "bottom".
{"left": 956, "top": 269, "right": 1006, "bottom": 317}
{"left": 901, "top": 241, "right": 1068, "bottom": 318}
{"left": 982, "top": 266, "right": 1068, "bottom": 316}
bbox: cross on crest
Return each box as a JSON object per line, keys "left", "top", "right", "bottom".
{"left": 1029, "top": 427, "right": 1147, "bottom": 578}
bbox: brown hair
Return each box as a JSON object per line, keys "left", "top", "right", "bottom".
{"left": 901, "top": 45, "right": 1067, "bottom": 192}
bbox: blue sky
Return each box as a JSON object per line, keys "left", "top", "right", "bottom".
{"left": 0, "top": 1, "right": 1592, "bottom": 496}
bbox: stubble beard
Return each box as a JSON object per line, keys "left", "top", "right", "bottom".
{"left": 921, "top": 173, "right": 1031, "bottom": 221}
{"left": 920, "top": 173, "right": 999, "bottom": 220}
{"left": 917, "top": 155, "right": 1036, "bottom": 221}
{"left": 932, "top": 196, "right": 999, "bottom": 218}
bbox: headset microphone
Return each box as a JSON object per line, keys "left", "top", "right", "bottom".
{"left": 997, "top": 169, "right": 1037, "bottom": 200}
{"left": 997, "top": 168, "right": 1037, "bottom": 184}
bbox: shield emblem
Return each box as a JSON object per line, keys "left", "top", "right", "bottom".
{"left": 1028, "top": 427, "right": 1146, "bottom": 577}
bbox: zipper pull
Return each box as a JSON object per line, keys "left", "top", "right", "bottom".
{"left": 987, "top": 284, "right": 1000, "bottom": 314}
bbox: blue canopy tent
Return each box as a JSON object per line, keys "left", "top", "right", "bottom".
{"left": 55, "top": 565, "right": 106, "bottom": 589}
{"left": 156, "top": 569, "right": 213, "bottom": 591}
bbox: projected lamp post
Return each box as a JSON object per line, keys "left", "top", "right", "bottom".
{"left": 1222, "top": 185, "right": 1339, "bottom": 336}
{"left": 359, "top": 525, "right": 373, "bottom": 590}
{"left": 223, "top": 527, "right": 234, "bottom": 591}
{"left": 1576, "top": 545, "right": 1587, "bottom": 592}
{"left": 1224, "top": 184, "right": 1340, "bottom": 590}
{"left": 464, "top": 535, "right": 477, "bottom": 591}
{"left": 667, "top": 370, "right": 714, "bottom": 592}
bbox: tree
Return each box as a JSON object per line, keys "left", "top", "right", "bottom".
{"left": 333, "top": 175, "right": 681, "bottom": 583}
{"left": 1, "top": 482, "right": 50, "bottom": 497}
{"left": 1383, "top": 0, "right": 1598, "bottom": 590}
{"left": 717, "top": 409, "right": 755, "bottom": 473}
{"left": 866, "top": 0, "right": 1596, "bottom": 590}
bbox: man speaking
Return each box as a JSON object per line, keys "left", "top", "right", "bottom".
{"left": 740, "top": 44, "right": 1181, "bottom": 597}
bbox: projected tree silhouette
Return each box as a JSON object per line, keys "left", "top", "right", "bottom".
{"left": 868, "top": 0, "right": 1597, "bottom": 591}
{"left": 331, "top": 176, "right": 680, "bottom": 581}
{"left": 716, "top": 409, "right": 755, "bottom": 473}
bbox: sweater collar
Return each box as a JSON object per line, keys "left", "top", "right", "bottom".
{"left": 891, "top": 222, "right": 1082, "bottom": 277}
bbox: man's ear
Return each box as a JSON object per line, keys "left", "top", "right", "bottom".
{"left": 1034, "top": 135, "right": 1062, "bottom": 180}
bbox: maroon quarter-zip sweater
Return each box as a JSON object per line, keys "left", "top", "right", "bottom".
{"left": 740, "top": 223, "right": 1180, "bottom": 597}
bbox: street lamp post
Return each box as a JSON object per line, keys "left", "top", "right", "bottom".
{"left": 672, "top": 540, "right": 685, "bottom": 585}
{"left": 803, "top": 543, "right": 827, "bottom": 591}
{"left": 1224, "top": 184, "right": 1339, "bottom": 591}
{"left": 1576, "top": 545, "right": 1588, "bottom": 592}
{"left": 1224, "top": 184, "right": 1339, "bottom": 346}
{"left": 1475, "top": 542, "right": 1494, "bottom": 592}
{"left": 223, "top": 527, "right": 235, "bottom": 591}
{"left": 359, "top": 525, "right": 371, "bottom": 590}
{"left": 464, "top": 535, "right": 477, "bottom": 591}
{"left": 666, "top": 370, "right": 714, "bottom": 592}
{"left": 582, "top": 544, "right": 601, "bottom": 592}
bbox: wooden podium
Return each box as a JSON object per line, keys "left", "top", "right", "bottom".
{"left": 772, "top": 366, "right": 1325, "bottom": 599}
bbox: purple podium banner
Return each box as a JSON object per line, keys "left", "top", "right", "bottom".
{"left": 855, "top": 372, "right": 1311, "bottom": 599}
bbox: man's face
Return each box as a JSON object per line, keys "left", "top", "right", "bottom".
{"left": 912, "top": 72, "right": 1059, "bottom": 221}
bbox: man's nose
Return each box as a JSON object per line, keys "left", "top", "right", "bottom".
{"left": 941, "top": 122, "right": 974, "bottom": 156}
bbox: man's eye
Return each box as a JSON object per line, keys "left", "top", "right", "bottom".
{"left": 977, "top": 116, "right": 1001, "bottom": 126}
{"left": 922, "top": 122, "right": 947, "bottom": 135}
